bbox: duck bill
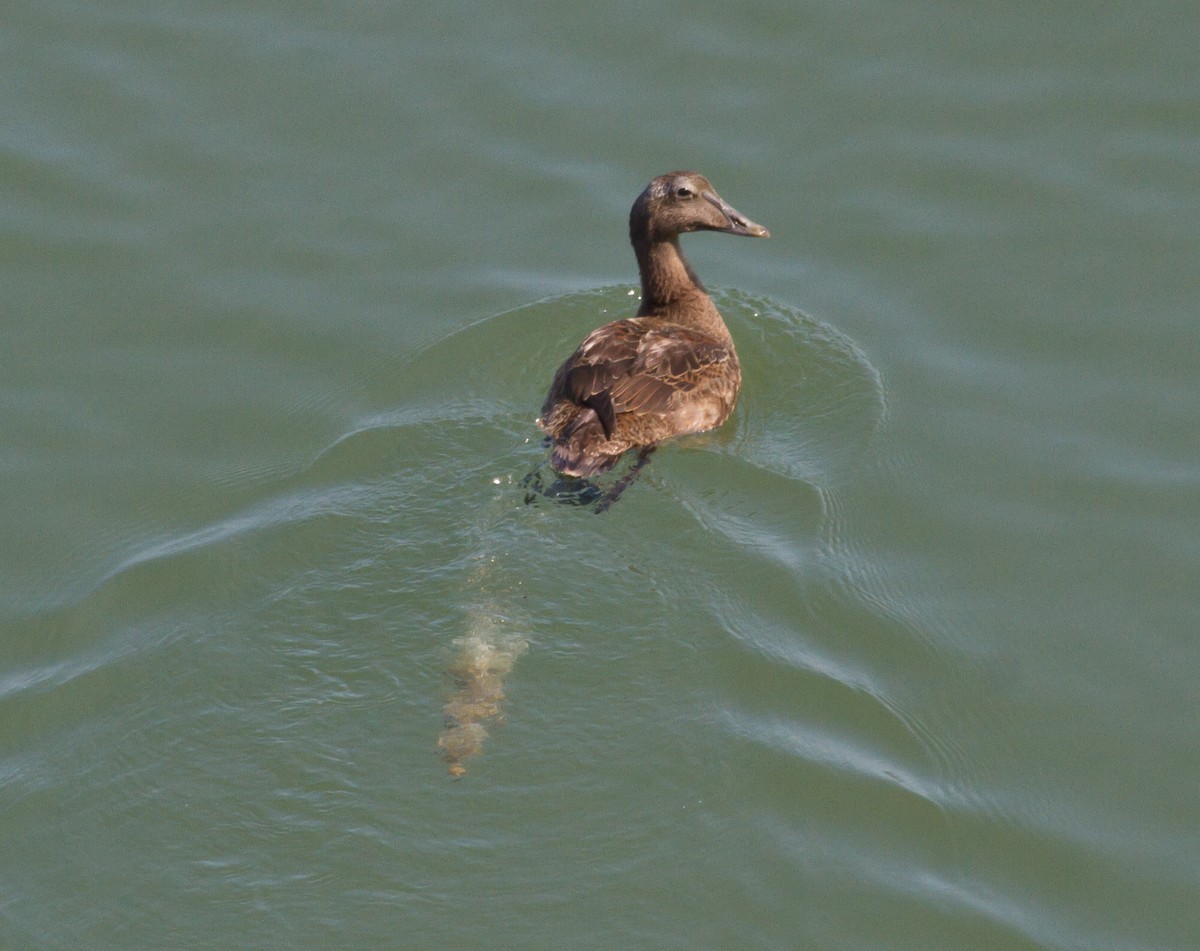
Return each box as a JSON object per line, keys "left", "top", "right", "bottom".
{"left": 702, "top": 191, "right": 770, "bottom": 238}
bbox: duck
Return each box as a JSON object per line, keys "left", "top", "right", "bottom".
{"left": 538, "top": 171, "right": 769, "bottom": 477}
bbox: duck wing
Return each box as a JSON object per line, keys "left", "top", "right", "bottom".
{"left": 561, "top": 320, "right": 732, "bottom": 436}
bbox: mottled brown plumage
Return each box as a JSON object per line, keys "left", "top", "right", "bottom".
{"left": 538, "top": 171, "right": 769, "bottom": 476}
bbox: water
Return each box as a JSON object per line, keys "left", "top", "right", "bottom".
{"left": 3, "top": 1, "right": 1198, "bottom": 948}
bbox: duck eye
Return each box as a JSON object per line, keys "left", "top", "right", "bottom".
{"left": 675, "top": 186, "right": 695, "bottom": 199}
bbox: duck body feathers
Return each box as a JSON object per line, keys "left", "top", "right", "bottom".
{"left": 537, "top": 171, "right": 768, "bottom": 478}
{"left": 539, "top": 315, "right": 740, "bottom": 476}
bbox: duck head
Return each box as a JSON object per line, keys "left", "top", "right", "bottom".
{"left": 630, "top": 171, "right": 770, "bottom": 243}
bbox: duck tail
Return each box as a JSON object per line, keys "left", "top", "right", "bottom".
{"left": 551, "top": 407, "right": 621, "bottom": 477}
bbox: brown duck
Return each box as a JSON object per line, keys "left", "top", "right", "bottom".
{"left": 538, "top": 171, "right": 769, "bottom": 477}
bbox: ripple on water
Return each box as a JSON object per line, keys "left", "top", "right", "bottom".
{"left": 14, "top": 286, "right": 890, "bottom": 792}
{"left": 369, "top": 286, "right": 894, "bottom": 781}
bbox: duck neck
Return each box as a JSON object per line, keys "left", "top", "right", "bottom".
{"left": 633, "top": 236, "right": 717, "bottom": 323}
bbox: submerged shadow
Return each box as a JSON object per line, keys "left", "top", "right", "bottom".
{"left": 438, "top": 630, "right": 528, "bottom": 778}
